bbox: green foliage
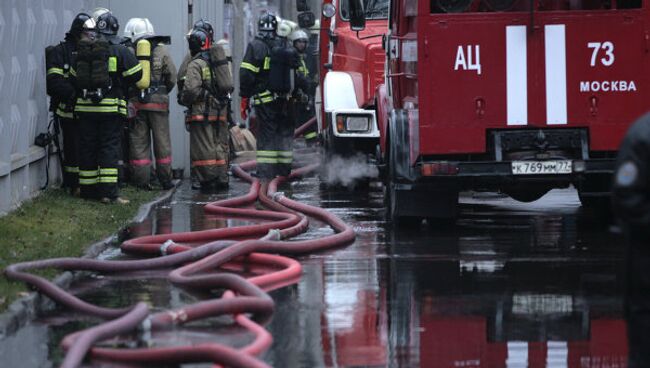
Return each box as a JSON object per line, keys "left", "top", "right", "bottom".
{"left": 0, "top": 187, "right": 159, "bottom": 311}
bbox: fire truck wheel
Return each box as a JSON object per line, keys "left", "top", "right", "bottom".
{"left": 385, "top": 181, "right": 422, "bottom": 227}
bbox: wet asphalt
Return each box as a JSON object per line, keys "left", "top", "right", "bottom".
{"left": 0, "top": 154, "right": 628, "bottom": 367}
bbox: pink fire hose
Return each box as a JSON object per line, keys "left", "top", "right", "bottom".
{"left": 5, "top": 147, "right": 355, "bottom": 367}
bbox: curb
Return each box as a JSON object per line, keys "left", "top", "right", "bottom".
{"left": 0, "top": 182, "right": 179, "bottom": 340}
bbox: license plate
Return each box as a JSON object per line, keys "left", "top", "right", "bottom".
{"left": 511, "top": 160, "right": 572, "bottom": 175}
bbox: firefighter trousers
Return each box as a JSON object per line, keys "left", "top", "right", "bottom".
{"left": 78, "top": 114, "right": 122, "bottom": 200}
{"left": 129, "top": 110, "right": 173, "bottom": 187}
{"left": 255, "top": 100, "right": 294, "bottom": 179}
{"left": 298, "top": 99, "right": 317, "bottom": 144}
{"left": 189, "top": 118, "right": 230, "bottom": 187}
{"left": 60, "top": 117, "right": 80, "bottom": 189}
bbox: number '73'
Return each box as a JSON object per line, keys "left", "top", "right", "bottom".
{"left": 588, "top": 42, "right": 615, "bottom": 67}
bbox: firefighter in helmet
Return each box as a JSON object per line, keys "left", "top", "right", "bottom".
{"left": 124, "top": 18, "right": 177, "bottom": 190}
{"left": 73, "top": 13, "right": 143, "bottom": 203}
{"left": 180, "top": 28, "right": 231, "bottom": 191}
{"left": 178, "top": 19, "right": 215, "bottom": 99}
{"left": 289, "top": 28, "right": 318, "bottom": 146}
{"left": 45, "top": 13, "right": 94, "bottom": 196}
{"left": 240, "top": 12, "right": 298, "bottom": 179}
{"left": 177, "top": 19, "right": 215, "bottom": 190}
{"left": 612, "top": 113, "right": 650, "bottom": 368}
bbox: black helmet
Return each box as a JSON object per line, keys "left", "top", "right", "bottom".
{"left": 68, "top": 13, "right": 92, "bottom": 39}
{"left": 96, "top": 12, "right": 120, "bottom": 36}
{"left": 188, "top": 28, "right": 210, "bottom": 56}
{"left": 258, "top": 12, "right": 278, "bottom": 33}
{"left": 193, "top": 19, "right": 214, "bottom": 42}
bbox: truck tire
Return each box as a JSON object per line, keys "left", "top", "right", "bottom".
{"left": 385, "top": 109, "right": 458, "bottom": 226}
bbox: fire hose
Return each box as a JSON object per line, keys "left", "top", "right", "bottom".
{"left": 4, "top": 133, "right": 355, "bottom": 367}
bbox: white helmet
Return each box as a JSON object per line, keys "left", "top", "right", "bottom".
{"left": 289, "top": 29, "right": 309, "bottom": 43}
{"left": 277, "top": 19, "right": 296, "bottom": 38}
{"left": 91, "top": 7, "right": 110, "bottom": 21}
{"left": 126, "top": 18, "right": 155, "bottom": 42}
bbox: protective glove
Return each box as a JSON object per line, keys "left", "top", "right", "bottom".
{"left": 240, "top": 97, "right": 249, "bottom": 120}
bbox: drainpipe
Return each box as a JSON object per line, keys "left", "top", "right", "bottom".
{"left": 188, "top": 0, "right": 194, "bottom": 30}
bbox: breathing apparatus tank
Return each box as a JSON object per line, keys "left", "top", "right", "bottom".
{"left": 135, "top": 39, "right": 152, "bottom": 90}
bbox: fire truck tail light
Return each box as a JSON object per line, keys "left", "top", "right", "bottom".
{"left": 421, "top": 162, "right": 459, "bottom": 176}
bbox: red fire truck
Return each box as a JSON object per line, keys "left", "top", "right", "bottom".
{"left": 317, "top": 0, "right": 388, "bottom": 163}
{"left": 345, "top": 0, "right": 649, "bottom": 223}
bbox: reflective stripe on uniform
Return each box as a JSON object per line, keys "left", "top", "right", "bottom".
{"left": 64, "top": 166, "right": 79, "bottom": 173}
{"left": 257, "top": 157, "right": 279, "bottom": 164}
{"left": 304, "top": 131, "right": 317, "bottom": 139}
{"left": 109, "top": 57, "right": 117, "bottom": 72}
{"left": 298, "top": 59, "right": 308, "bottom": 76}
{"left": 77, "top": 98, "right": 127, "bottom": 106}
{"left": 252, "top": 90, "right": 275, "bottom": 105}
{"left": 69, "top": 68, "right": 77, "bottom": 77}
{"left": 79, "top": 169, "right": 98, "bottom": 185}
{"left": 186, "top": 115, "right": 227, "bottom": 123}
{"left": 123, "top": 63, "right": 143, "bottom": 77}
{"left": 79, "top": 177, "right": 98, "bottom": 185}
{"left": 80, "top": 169, "right": 98, "bottom": 177}
{"left": 47, "top": 67, "right": 64, "bottom": 76}
{"left": 98, "top": 177, "right": 118, "bottom": 183}
{"left": 240, "top": 62, "right": 259, "bottom": 73}
{"left": 56, "top": 108, "right": 74, "bottom": 119}
{"left": 257, "top": 150, "right": 279, "bottom": 164}
{"left": 191, "top": 159, "right": 227, "bottom": 167}
{"left": 277, "top": 151, "right": 293, "bottom": 164}
{"left": 75, "top": 105, "right": 126, "bottom": 114}
{"left": 202, "top": 67, "right": 212, "bottom": 80}
{"left": 263, "top": 57, "right": 271, "bottom": 70}
{"left": 98, "top": 167, "right": 118, "bottom": 184}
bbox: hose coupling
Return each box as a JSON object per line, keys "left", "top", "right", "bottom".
{"left": 138, "top": 316, "right": 153, "bottom": 347}
{"left": 266, "top": 228, "right": 282, "bottom": 241}
{"left": 272, "top": 192, "right": 285, "bottom": 202}
{"left": 160, "top": 239, "right": 175, "bottom": 256}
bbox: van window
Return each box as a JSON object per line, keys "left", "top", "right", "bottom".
{"left": 429, "top": 0, "right": 640, "bottom": 13}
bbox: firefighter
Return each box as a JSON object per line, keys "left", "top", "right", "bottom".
{"left": 240, "top": 12, "right": 298, "bottom": 179}
{"left": 178, "top": 19, "right": 215, "bottom": 190}
{"left": 611, "top": 113, "right": 650, "bottom": 368}
{"left": 74, "top": 13, "right": 143, "bottom": 204}
{"left": 288, "top": 28, "right": 317, "bottom": 146}
{"left": 178, "top": 19, "right": 215, "bottom": 99}
{"left": 46, "top": 13, "right": 93, "bottom": 196}
{"left": 124, "top": 18, "right": 177, "bottom": 190}
{"left": 180, "top": 28, "right": 231, "bottom": 191}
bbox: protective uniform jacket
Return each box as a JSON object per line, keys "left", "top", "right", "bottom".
{"left": 612, "top": 114, "right": 650, "bottom": 231}
{"left": 128, "top": 43, "right": 177, "bottom": 111}
{"left": 181, "top": 54, "right": 227, "bottom": 119}
{"left": 239, "top": 36, "right": 279, "bottom": 104}
{"left": 73, "top": 43, "right": 143, "bottom": 116}
{"left": 46, "top": 39, "right": 77, "bottom": 119}
{"left": 177, "top": 53, "right": 192, "bottom": 105}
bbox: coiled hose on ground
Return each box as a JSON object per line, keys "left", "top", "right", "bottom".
{"left": 5, "top": 118, "right": 354, "bottom": 368}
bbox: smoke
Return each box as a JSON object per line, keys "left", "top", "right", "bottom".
{"left": 323, "top": 153, "right": 379, "bottom": 187}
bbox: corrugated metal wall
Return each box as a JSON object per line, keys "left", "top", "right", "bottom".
{"left": 0, "top": 0, "right": 309, "bottom": 215}
{"left": 0, "top": 0, "right": 232, "bottom": 215}
{"left": 0, "top": 0, "right": 87, "bottom": 215}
